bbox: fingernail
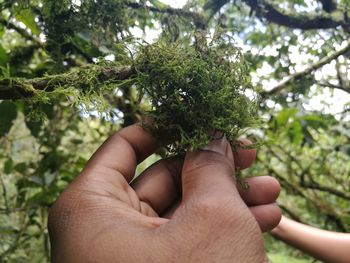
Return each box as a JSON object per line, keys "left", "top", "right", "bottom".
{"left": 201, "top": 132, "right": 228, "bottom": 156}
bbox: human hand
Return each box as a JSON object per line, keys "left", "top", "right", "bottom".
{"left": 48, "top": 124, "right": 281, "bottom": 262}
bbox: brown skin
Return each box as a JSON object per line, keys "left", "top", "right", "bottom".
{"left": 48, "top": 124, "right": 281, "bottom": 262}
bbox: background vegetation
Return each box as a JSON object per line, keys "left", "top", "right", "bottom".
{"left": 1, "top": 0, "right": 350, "bottom": 262}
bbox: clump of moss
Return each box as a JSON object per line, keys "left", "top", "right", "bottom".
{"left": 135, "top": 35, "right": 258, "bottom": 154}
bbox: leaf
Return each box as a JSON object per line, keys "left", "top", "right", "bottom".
{"left": 275, "top": 108, "right": 298, "bottom": 128}
{"left": 15, "top": 9, "right": 40, "bottom": 36}
{"left": 41, "top": 103, "right": 55, "bottom": 119}
{"left": 292, "top": 0, "right": 307, "bottom": 6}
{"left": 71, "top": 138, "right": 83, "bottom": 144}
{"left": 302, "top": 127, "right": 315, "bottom": 147}
{"left": 0, "top": 23, "right": 4, "bottom": 38}
{"left": 300, "top": 114, "right": 327, "bottom": 129}
{"left": 0, "top": 101, "right": 17, "bottom": 136}
{"left": 29, "top": 175, "right": 43, "bottom": 186}
{"left": 71, "top": 33, "right": 102, "bottom": 58}
{"left": 25, "top": 119, "right": 42, "bottom": 138}
{"left": 0, "top": 225, "right": 20, "bottom": 235}
{"left": 335, "top": 144, "right": 350, "bottom": 156}
{"left": 0, "top": 44, "right": 9, "bottom": 66}
{"left": 149, "top": 0, "right": 167, "bottom": 8}
{"left": 288, "top": 121, "right": 303, "bottom": 145}
{"left": 43, "top": 171, "right": 56, "bottom": 186}
{"left": 4, "top": 158, "right": 13, "bottom": 174}
{"left": 28, "top": 189, "right": 58, "bottom": 206}
{"left": 14, "top": 162, "right": 27, "bottom": 173}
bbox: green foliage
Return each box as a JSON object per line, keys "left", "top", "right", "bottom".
{"left": 14, "top": 8, "right": 40, "bottom": 36}
{"left": 41, "top": 0, "right": 130, "bottom": 61}
{"left": 0, "top": 44, "right": 9, "bottom": 66}
{"left": 268, "top": 253, "right": 313, "bottom": 263}
{"left": 1, "top": 0, "right": 350, "bottom": 262}
{"left": 264, "top": 233, "right": 319, "bottom": 263}
{"left": 136, "top": 36, "right": 258, "bottom": 153}
{"left": 268, "top": 108, "right": 333, "bottom": 147}
{"left": 0, "top": 101, "right": 17, "bottom": 136}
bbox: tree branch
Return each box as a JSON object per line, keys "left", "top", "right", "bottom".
{"left": 0, "top": 66, "right": 135, "bottom": 100}
{"left": 317, "top": 82, "right": 350, "bottom": 93}
{"left": 259, "top": 153, "right": 347, "bottom": 231}
{"left": 262, "top": 39, "right": 350, "bottom": 96}
{"left": 272, "top": 145, "right": 350, "bottom": 200}
{"left": 278, "top": 204, "right": 303, "bottom": 223}
{"left": 302, "top": 181, "right": 350, "bottom": 200}
{"left": 243, "top": 0, "right": 347, "bottom": 30}
{"left": 126, "top": 2, "right": 208, "bottom": 29}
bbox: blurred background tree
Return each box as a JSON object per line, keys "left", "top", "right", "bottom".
{"left": 0, "top": 0, "right": 349, "bottom": 262}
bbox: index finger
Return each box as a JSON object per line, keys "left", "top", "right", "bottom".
{"left": 83, "top": 123, "right": 158, "bottom": 182}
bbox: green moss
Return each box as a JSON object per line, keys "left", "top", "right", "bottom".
{"left": 2, "top": 33, "right": 258, "bottom": 154}
{"left": 1, "top": 60, "right": 134, "bottom": 113}
{"left": 135, "top": 35, "right": 258, "bottom": 154}
{"left": 37, "top": 62, "right": 134, "bottom": 113}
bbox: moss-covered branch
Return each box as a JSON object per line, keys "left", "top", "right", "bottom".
{"left": 1, "top": 35, "right": 258, "bottom": 155}
{"left": 0, "top": 65, "right": 135, "bottom": 100}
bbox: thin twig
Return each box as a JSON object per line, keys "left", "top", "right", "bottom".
{"left": 262, "top": 39, "right": 350, "bottom": 96}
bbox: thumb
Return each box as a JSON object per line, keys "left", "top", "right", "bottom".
{"left": 181, "top": 135, "right": 239, "bottom": 203}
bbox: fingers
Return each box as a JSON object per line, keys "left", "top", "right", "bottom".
{"left": 238, "top": 176, "right": 281, "bottom": 232}
{"left": 238, "top": 176, "right": 280, "bottom": 206}
{"left": 132, "top": 137, "right": 258, "bottom": 215}
{"left": 161, "top": 176, "right": 280, "bottom": 220}
{"left": 131, "top": 157, "right": 183, "bottom": 215}
{"left": 83, "top": 123, "right": 158, "bottom": 182}
{"left": 162, "top": 201, "right": 281, "bottom": 232}
{"left": 250, "top": 204, "right": 282, "bottom": 232}
{"left": 130, "top": 135, "right": 280, "bottom": 233}
{"left": 83, "top": 122, "right": 254, "bottom": 188}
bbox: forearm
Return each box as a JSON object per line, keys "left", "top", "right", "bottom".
{"left": 271, "top": 216, "right": 350, "bottom": 263}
